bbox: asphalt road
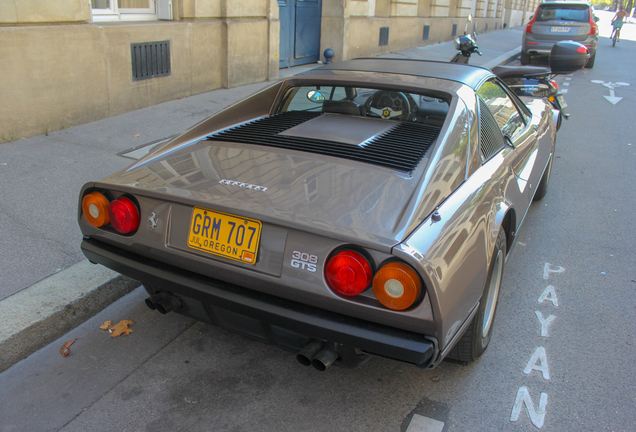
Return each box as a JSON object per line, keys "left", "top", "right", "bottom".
{"left": 1, "top": 14, "right": 635, "bottom": 432}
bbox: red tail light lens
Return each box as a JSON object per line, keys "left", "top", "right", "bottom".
{"left": 526, "top": 12, "right": 537, "bottom": 34}
{"left": 108, "top": 197, "right": 140, "bottom": 234}
{"left": 373, "top": 262, "right": 421, "bottom": 310}
{"left": 82, "top": 191, "right": 110, "bottom": 227}
{"left": 549, "top": 79, "right": 559, "bottom": 90}
{"left": 325, "top": 250, "right": 372, "bottom": 296}
{"left": 588, "top": 11, "right": 597, "bottom": 35}
{"left": 577, "top": 45, "right": 589, "bottom": 54}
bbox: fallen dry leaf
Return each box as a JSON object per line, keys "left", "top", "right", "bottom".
{"left": 60, "top": 339, "right": 77, "bottom": 357}
{"left": 99, "top": 321, "right": 112, "bottom": 330}
{"left": 109, "top": 320, "right": 134, "bottom": 338}
{"left": 133, "top": 134, "right": 140, "bottom": 138}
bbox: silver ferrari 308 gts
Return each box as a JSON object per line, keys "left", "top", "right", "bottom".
{"left": 79, "top": 59, "right": 560, "bottom": 371}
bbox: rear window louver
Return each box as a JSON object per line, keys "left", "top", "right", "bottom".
{"left": 206, "top": 111, "right": 441, "bottom": 174}
{"left": 477, "top": 98, "right": 505, "bottom": 161}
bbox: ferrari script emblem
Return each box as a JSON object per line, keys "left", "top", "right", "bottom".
{"left": 219, "top": 179, "right": 268, "bottom": 192}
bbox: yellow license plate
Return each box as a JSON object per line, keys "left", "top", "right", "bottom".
{"left": 187, "top": 207, "right": 262, "bottom": 264}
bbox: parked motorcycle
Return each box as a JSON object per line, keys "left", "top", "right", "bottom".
{"left": 450, "top": 16, "right": 587, "bottom": 130}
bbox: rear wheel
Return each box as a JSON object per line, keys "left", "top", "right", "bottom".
{"left": 520, "top": 52, "right": 530, "bottom": 65}
{"left": 533, "top": 156, "right": 553, "bottom": 201}
{"left": 585, "top": 52, "right": 596, "bottom": 68}
{"left": 447, "top": 229, "right": 506, "bottom": 362}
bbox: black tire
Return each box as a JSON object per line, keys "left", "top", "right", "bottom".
{"left": 585, "top": 52, "right": 595, "bottom": 68}
{"left": 533, "top": 156, "right": 552, "bottom": 201}
{"left": 520, "top": 52, "right": 530, "bottom": 65}
{"left": 447, "top": 229, "right": 506, "bottom": 362}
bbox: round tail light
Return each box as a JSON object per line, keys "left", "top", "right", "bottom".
{"left": 373, "top": 262, "right": 421, "bottom": 310}
{"left": 325, "top": 250, "right": 372, "bottom": 296}
{"left": 108, "top": 197, "right": 140, "bottom": 234}
{"left": 82, "top": 192, "right": 110, "bottom": 227}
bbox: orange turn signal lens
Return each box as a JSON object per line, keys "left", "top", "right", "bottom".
{"left": 82, "top": 191, "right": 110, "bottom": 227}
{"left": 372, "top": 262, "right": 421, "bottom": 311}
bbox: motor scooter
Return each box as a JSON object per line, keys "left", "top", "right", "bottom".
{"left": 450, "top": 15, "right": 569, "bottom": 130}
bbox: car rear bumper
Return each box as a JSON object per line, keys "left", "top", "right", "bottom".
{"left": 81, "top": 238, "right": 438, "bottom": 369}
{"left": 523, "top": 38, "right": 597, "bottom": 56}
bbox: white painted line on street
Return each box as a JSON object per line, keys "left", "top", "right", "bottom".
{"left": 406, "top": 414, "right": 445, "bottom": 432}
{"left": 561, "top": 89, "right": 568, "bottom": 94}
{"left": 562, "top": 82, "right": 570, "bottom": 86}
{"left": 590, "top": 80, "right": 630, "bottom": 105}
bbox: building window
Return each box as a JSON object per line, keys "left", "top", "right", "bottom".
{"left": 91, "top": 0, "right": 163, "bottom": 22}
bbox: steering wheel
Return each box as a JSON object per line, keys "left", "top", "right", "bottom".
{"left": 365, "top": 91, "right": 411, "bottom": 121}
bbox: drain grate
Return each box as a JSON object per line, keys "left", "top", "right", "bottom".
{"left": 131, "top": 41, "right": 171, "bottom": 81}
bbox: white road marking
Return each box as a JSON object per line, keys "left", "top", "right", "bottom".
{"left": 561, "top": 89, "right": 568, "bottom": 94}
{"left": 562, "top": 82, "right": 570, "bottom": 86}
{"left": 590, "top": 80, "right": 630, "bottom": 105}
{"left": 538, "top": 286, "right": 559, "bottom": 307}
{"left": 523, "top": 347, "right": 550, "bottom": 380}
{"left": 510, "top": 387, "right": 548, "bottom": 428}
{"left": 543, "top": 263, "right": 564, "bottom": 280}
{"left": 406, "top": 414, "right": 445, "bottom": 432}
{"left": 535, "top": 311, "right": 556, "bottom": 337}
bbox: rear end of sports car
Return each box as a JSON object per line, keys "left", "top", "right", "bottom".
{"left": 78, "top": 65, "right": 496, "bottom": 370}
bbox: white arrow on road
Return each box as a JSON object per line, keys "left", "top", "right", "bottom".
{"left": 604, "top": 89, "right": 622, "bottom": 105}
{"left": 591, "top": 80, "right": 630, "bottom": 105}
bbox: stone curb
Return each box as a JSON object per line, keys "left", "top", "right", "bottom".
{"left": 0, "top": 260, "right": 139, "bottom": 373}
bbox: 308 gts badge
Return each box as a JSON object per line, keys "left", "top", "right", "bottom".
{"left": 291, "top": 250, "right": 318, "bottom": 272}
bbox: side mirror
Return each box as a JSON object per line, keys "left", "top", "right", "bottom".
{"left": 549, "top": 40, "right": 590, "bottom": 74}
{"left": 529, "top": 15, "right": 534, "bottom": 21}
{"left": 594, "top": 16, "right": 599, "bottom": 22}
{"left": 464, "top": 14, "right": 473, "bottom": 35}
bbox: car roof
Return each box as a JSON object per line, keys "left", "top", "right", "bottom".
{"left": 539, "top": 0, "right": 591, "bottom": 6}
{"left": 298, "top": 58, "right": 493, "bottom": 90}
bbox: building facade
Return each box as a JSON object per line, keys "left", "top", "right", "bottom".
{"left": 0, "top": 0, "right": 538, "bottom": 142}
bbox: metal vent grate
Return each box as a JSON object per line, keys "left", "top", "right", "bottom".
{"left": 206, "top": 111, "right": 441, "bottom": 174}
{"left": 379, "top": 27, "right": 389, "bottom": 46}
{"left": 423, "top": 25, "right": 430, "bottom": 40}
{"left": 452, "top": 24, "right": 457, "bottom": 37}
{"left": 131, "top": 41, "right": 171, "bottom": 81}
{"left": 478, "top": 98, "right": 505, "bottom": 161}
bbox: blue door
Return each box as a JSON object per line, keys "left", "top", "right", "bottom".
{"left": 278, "top": 0, "right": 322, "bottom": 68}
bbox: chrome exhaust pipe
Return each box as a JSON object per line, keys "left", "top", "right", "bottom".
{"left": 144, "top": 292, "right": 170, "bottom": 311}
{"left": 296, "top": 341, "right": 324, "bottom": 366}
{"left": 155, "top": 294, "right": 182, "bottom": 314}
{"left": 311, "top": 348, "right": 339, "bottom": 371}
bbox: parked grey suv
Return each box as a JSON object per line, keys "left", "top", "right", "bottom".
{"left": 522, "top": 1, "right": 599, "bottom": 67}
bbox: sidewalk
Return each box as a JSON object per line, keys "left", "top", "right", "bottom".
{"left": 0, "top": 26, "right": 523, "bottom": 372}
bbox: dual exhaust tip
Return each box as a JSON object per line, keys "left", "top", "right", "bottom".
{"left": 296, "top": 341, "right": 340, "bottom": 371}
{"left": 146, "top": 295, "right": 338, "bottom": 370}
{"left": 145, "top": 292, "right": 182, "bottom": 315}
